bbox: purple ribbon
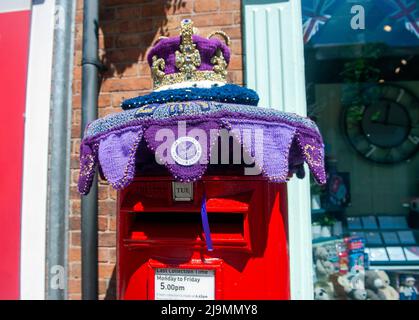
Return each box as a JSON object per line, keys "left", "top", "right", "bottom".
{"left": 200, "top": 192, "right": 213, "bottom": 251}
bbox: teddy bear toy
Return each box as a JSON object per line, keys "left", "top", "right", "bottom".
{"left": 376, "top": 270, "right": 399, "bottom": 300}
{"left": 314, "top": 246, "right": 336, "bottom": 282}
{"left": 346, "top": 273, "right": 367, "bottom": 300}
{"left": 365, "top": 270, "right": 399, "bottom": 300}
{"left": 347, "top": 287, "right": 367, "bottom": 300}
{"left": 330, "top": 273, "right": 350, "bottom": 300}
{"left": 399, "top": 276, "right": 418, "bottom": 300}
{"left": 314, "top": 287, "right": 329, "bottom": 300}
{"left": 365, "top": 270, "right": 382, "bottom": 300}
{"left": 314, "top": 281, "right": 334, "bottom": 300}
{"left": 329, "top": 273, "right": 366, "bottom": 300}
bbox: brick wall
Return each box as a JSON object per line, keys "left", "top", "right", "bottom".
{"left": 69, "top": 0, "right": 243, "bottom": 300}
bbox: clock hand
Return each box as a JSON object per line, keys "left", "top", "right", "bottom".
{"left": 371, "top": 120, "right": 412, "bottom": 128}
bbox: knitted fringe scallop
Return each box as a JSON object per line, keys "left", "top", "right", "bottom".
{"left": 78, "top": 115, "right": 326, "bottom": 195}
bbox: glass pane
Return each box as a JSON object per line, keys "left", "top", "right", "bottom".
{"left": 303, "top": 0, "right": 419, "bottom": 300}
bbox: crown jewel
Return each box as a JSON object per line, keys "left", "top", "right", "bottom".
{"left": 148, "top": 19, "right": 231, "bottom": 90}
{"left": 175, "top": 19, "right": 201, "bottom": 77}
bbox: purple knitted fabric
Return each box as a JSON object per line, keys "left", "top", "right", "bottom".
{"left": 143, "top": 120, "right": 220, "bottom": 181}
{"left": 78, "top": 109, "right": 327, "bottom": 195}
{"left": 78, "top": 142, "right": 99, "bottom": 195}
{"left": 147, "top": 35, "right": 231, "bottom": 74}
{"left": 98, "top": 127, "right": 143, "bottom": 190}
{"left": 225, "top": 119, "right": 297, "bottom": 181}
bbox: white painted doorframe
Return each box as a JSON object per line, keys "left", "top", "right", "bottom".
{"left": 242, "top": 0, "right": 314, "bottom": 300}
{"left": 21, "top": 0, "right": 56, "bottom": 300}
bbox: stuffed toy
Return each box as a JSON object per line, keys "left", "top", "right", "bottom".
{"left": 350, "top": 264, "right": 365, "bottom": 275}
{"left": 314, "top": 281, "right": 334, "bottom": 300}
{"left": 348, "top": 269, "right": 365, "bottom": 289}
{"left": 376, "top": 270, "right": 399, "bottom": 300}
{"left": 330, "top": 273, "right": 351, "bottom": 300}
{"left": 399, "top": 276, "right": 418, "bottom": 300}
{"left": 365, "top": 270, "right": 383, "bottom": 300}
{"left": 329, "top": 273, "right": 366, "bottom": 300}
{"left": 347, "top": 288, "right": 367, "bottom": 300}
{"left": 346, "top": 273, "right": 367, "bottom": 300}
{"left": 314, "top": 246, "right": 336, "bottom": 281}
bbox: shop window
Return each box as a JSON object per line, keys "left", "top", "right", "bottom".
{"left": 303, "top": 0, "right": 419, "bottom": 300}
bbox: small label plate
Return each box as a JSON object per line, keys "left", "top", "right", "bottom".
{"left": 172, "top": 182, "right": 193, "bottom": 202}
{"left": 154, "top": 268, "right": 215, "bottom": 300}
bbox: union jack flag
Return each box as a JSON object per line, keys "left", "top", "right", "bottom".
{"left": 386, "top": 0, "right": 419, "bottom": 39}
{"left": 302, "top": 0, "right": 335, "bottom": 44}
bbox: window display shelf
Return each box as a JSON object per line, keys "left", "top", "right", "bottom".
{"left": 369, "top": 264, "right": 419, "bottom": 271}
{"left": 311, "top": 208, "right": 326, "bottom": 215}
{"left": 312, "top": 236, "right": 340, "bottom": 244}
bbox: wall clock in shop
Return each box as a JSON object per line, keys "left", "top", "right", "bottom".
{"left": 343, "top": 84, "right": 419, "bottom": 164}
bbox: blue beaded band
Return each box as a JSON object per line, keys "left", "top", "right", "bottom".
{"left": 120, "top": 84, "right": 260, "bottom": 110}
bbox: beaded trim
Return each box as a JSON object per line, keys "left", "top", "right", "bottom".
{"left": 78, "top": 113, "right": 327, "bottom": 195}
{"left": 78, "top": 142, "right": 99, "bottom": 195}
{"left": 121, "top": 84, "right": 259, "bottom": 110}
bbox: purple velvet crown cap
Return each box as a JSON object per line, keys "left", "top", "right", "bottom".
{"left": 147, "top": 34, "right": 231, "bottom": 75}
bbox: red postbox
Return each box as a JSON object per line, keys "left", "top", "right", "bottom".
{"left": 77, "top": 18, "right": 326, "bottom": 302}
{"left": 117, "top": 175, "right": 290, "bottom": 300}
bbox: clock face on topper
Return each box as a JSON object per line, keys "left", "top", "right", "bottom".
{"left": 343, "top": 84, "right": 419, "bottom": 164}
{"left": 171, "top": 136, "right": 203, "bottom": 166}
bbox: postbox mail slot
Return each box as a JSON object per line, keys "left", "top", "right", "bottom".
{"left": 125, "top": 211, "right": 248, "bottom": 248}
{"left": 125, "top": 197, "right": 250, "bottom": 213}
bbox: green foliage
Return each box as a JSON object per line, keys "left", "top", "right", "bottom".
{"left": 318, "top": 214, "right": 337, "bottom": 227}
{"left": 341, "top": 45, "right": 382, "bottom": 84}
{"left": 341, "top": 44, "right": 383, "bottom": 124}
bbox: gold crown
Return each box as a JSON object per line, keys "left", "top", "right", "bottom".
{"left": 150, "top": 19, "right": 231, "bottom": 89}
